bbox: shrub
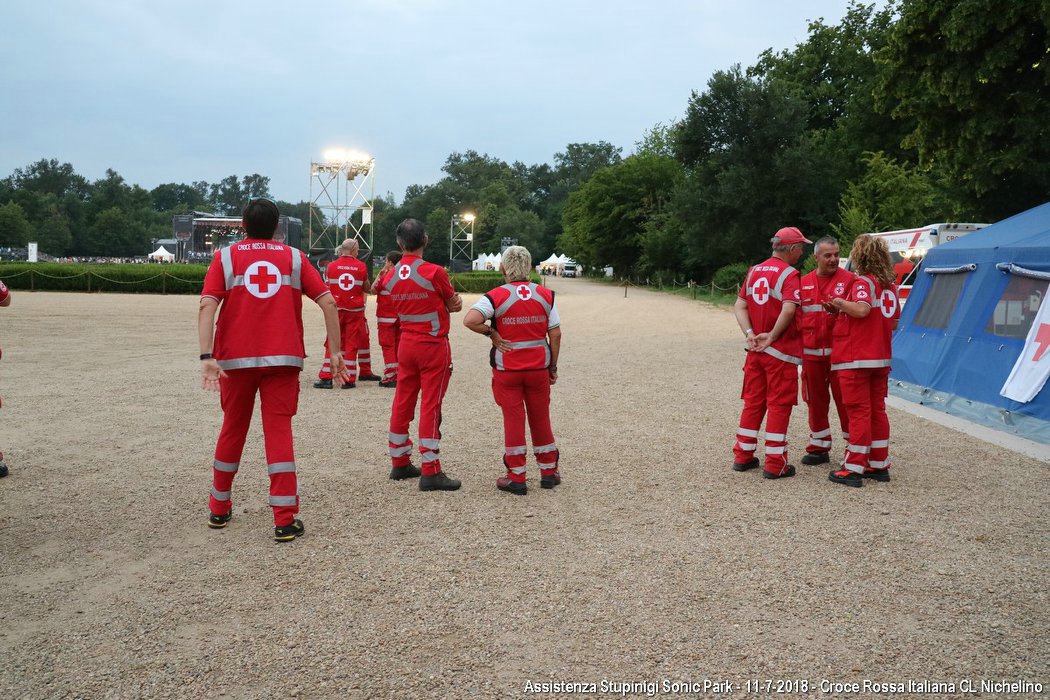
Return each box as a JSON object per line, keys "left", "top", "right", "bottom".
{"left": 448, "top": 271, "right": 542, "bottom": 294}
{"left": 0, "top": 263, "right": 209, "bottom": 294}
{"left": 711, "top": 262, "right": 750, "bottom": 292}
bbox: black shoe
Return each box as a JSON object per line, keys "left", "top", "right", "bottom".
{"left": 732, "top": 458, "right": 760, "bottom": 472}
{"left": 358, "top": 373, "right": 382, "bottom": 382}
{"left": 340, "top": 381, "right": 356, "bottom": 389}
{"left": 0, "top": 463, "right": 7, "bottom": 478}
{"left": 313, "top": 379, "right": 333, "bottom": 389}
{"left": 419, "top": 471, "right": 462, "bottom": 491}
{"left": 208, "top": 511, "right": 232, "bottom": 529}
{"left": 801, "top": 451, "right": 830, "bottom": 465}
{"left": 540, "top": 472, "right": 561, "bottom": 489}
{"left": 763, "top": 465, "right": 797, "bottom": 480}
{"left": 863, "top": 467, "right": 891, "bottom": 482}
{"left": 496, "top": 476, "right": 527, "bottom": 496}
{"left": 274, "top": 519, "right": 305, "bottom": 542}
{"left": 829, "top": 468, "right": 864, "bottom": 487}
{"left": 390, "top": 464, "right": 422, "bottom": 480}
{"left": 378, "top": 379, "right": 397, "bottom": 388}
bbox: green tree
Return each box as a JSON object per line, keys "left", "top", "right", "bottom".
{"left": 89, "top": 207, "right": 149, "bottom": 256}
{"left": 36, "top": 213, "right": 73, "bottom": 255}
{"left": 151, "top": 182, "right": 208, "bottom": 212}
{"left": 560, "top": 154, "right": 682, "bottom": 274}
{"left": 495, "top": 207, "right": 545, "bottom": 257}
{"left": 877, "top": 0, "right": 1050, "bottom": 219}
{"left": 0, "top": 202, "right": 31, "bottom": 247}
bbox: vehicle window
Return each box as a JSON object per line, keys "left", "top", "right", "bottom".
{"left": 912, "top": 273, "right": 968, "bottom": 329}
{"left": 985, "top": 275, "right": 1049, "bottom": 339}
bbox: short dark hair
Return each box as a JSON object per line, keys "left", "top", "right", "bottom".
{"left": 242, "top": 199, "right": 280, "bottom": 239}
{"left": 814, "top": 235, "right": 839, "bottom": 250}
{"left": 386, "top": 250, "right": 403, "bottom": 265}
{"left": 396, "top": 219, "right": 427, "bottom": 251}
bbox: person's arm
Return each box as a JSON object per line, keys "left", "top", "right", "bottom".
{"left": 830, "top": 297, "right": 871, "bottom": 318}
{"left": 753, "top": 302, "right": 799, "bottom": 350}
{"left": 316, "top": 293, "right": 350, "bottom": 384}
{"left": 198, "top": 297, "right": 226, "bottom": 391}
{"left": 435, "top": 268, "right": 463, "bottom": 312}
{"left": 733, "top": 297, "right": 757, "bottom": 350}
{"left": 464, "top": 306, "right": 511, "bottom": 351}
{"left": 0, "top": 282, "right": 10, "bottom": 307}
{"left": 445, "top": 293, "right": 463, "bottom": 313}
{"left": 547, "top": 326, "right": 561, "bottom": 385}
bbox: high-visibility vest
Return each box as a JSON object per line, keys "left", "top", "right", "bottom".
{"left": 831, "top": 275, "right": 900, "bottom": 370}
{"left": 486, "top": 282, "right": 555, "bottom": 371}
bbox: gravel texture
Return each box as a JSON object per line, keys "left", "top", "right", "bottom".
{"left": 0, "top": 279, "right": 1047, "bottom": 699}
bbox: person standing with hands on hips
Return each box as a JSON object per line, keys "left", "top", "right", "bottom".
{"left": 827, "top": 235, "right": 900, "bottom": 487}
{"left": 384, "top": 219, "right": 464, "bottom": 491}
{"left": 732, "top": 226, "right": 811, "bottom": 480}
{"left": 199, "top": 198, "right": 350, "bottom": 542}
{"left": 464, "top": 246, "right": 562, "bottom": 496}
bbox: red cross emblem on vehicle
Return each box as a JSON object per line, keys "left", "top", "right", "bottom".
{"left": 880, "top": 288, "right": 898, "bottom": 318}
{"left": 398, "top": 264, "right": 411, "bottom": 280}
{"left": 338, "top": 272, "right": 356, "bottom": 291}
{"left": 516, "top": 284, "right": 532, "bottom": 301}
{"left": 244, "top": 261, "right": 281, "bottom": 299}
{"left": 751, "top": 277, "right": 770, "bottom": 305}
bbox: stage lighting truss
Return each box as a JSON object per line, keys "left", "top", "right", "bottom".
{"left": 308, "top": 151, "right": 375, "bottom": 259}
{"left": 450, "top": 213, "right": 475, "bottom": 266}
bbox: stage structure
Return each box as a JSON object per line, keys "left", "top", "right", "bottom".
{"left": 309, "top": 149, "right": 375, "bottom": 260}
{"left": 172, "top": 212, "right": 302, "bottom": 262}
{"left": 450, "top": 213, "right": 475, "bottom": 272}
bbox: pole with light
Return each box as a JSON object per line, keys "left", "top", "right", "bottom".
{"left": 450, "top": 212, "right": 475, "bottom": 269}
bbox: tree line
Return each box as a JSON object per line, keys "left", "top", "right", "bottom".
{"left": 1, "top": 1, "right": 1045, "bottom": 280}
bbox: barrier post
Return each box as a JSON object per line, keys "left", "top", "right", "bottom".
{"left": 162, "top": 271, "right": 167, "bottom": 295}
{"left": 30, "top": 269, "right": 35, "bottom": 292}
{"left": 87, "top": 273, "right": 91, "bottom": 293}
{"left": 623, "top": 279, "right": 628, "bottom": 298}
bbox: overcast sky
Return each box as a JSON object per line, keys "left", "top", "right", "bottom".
{"left": 1, "top": 0, "right": 869, "bottom": 204}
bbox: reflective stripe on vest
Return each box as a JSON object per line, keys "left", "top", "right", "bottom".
{"left": 831, "top": 358, "right": 892, "bottom": 371}
{"left": 493, "top": 283, "right": 552, "bottom": 318}
{"left": 217, "top": 355, "right": 306, "bottom": 370}
{"left": 221, "top": 244, "right": 302, "bottom": 290}
{"left": 401, "top": 312, "right": 441, "bottom": 336}
{"left": 803, "top": 347, "right": 832, "bottom": 357}
{"left": 770, "top": 265, "right": 795, "bottom": 301}
{"left": 386, "top": 258, "right": 434, "bottom": 292}
{"left": 763, "top": 346, "right": 802, "bottom": 365}
{"left": 801, "top": 304, "right": 823, "bottom": 313}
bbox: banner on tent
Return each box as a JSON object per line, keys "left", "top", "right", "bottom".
{"left": 1001, "top": 294, "right": 1050, "bottom": 403}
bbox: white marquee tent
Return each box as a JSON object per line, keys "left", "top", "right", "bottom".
{"left": 149, "top": 246, "right": 175, "bottom": 262}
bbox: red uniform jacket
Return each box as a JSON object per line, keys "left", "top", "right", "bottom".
{"left": 485, "top": 282, "right": 555, "bottom": 371}
{"left": 385, "top": 254, "right": 456, "bottom": 341}
{"left": 373, "top": 267, "right": 398, "bottom": 325}
{"left": 831, "top": 274, "right": 901, "bottom": 370}
{"left": 740, "top": 257, "right": 803, "bottom": 364}
{"left": 326, "top": 256, "right": 367, "bottom": 312}
{"left": 799, "top": 267, "right": 856, "bottom": 360}
{"left": 202, "top": 240, "right": 329, "bottom": 370}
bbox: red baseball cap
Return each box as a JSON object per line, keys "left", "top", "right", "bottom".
{"left": 772, "top": 226, "right": 812, "bottom": 245}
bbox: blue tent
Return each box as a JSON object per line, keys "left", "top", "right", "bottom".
{"left": 891, "top": 202, "right": 1050, "bottom": 444}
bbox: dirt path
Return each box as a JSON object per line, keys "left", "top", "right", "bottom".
{"left": 0, "top": 280, "right": 1046, "bottom": 698}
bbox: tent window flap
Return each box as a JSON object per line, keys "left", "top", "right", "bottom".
{"left": 913, "top": 270, "right": 970, "bottom": 329}
{"left": 986, "top": 274, "right": 1049, "bottom": 339}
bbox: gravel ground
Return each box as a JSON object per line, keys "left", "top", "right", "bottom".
{"left": 0, "top": 279, "right": 1047, "bottom": 699}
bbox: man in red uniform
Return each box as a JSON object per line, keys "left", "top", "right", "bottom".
{"left": 463, "top": 246, "right": 562, "bottom": 495}
{"left": 732, "top": 226, "right": 811, "bottom": 479}
{"left": 199, "top": 199, "right": 349, "bottom": 541}
{"left": 370, "top": 251, "right": 403, "bottom": 388}
{"left": 798, "top": 236, "right": 855, "bottom": 465}
{"left": 315, "top": 238, "right": 370, "bottom": 389}
{"left": 385, "top": 219, "right": 464, "bottom": 490}
{"left": 0, "top": 279, "right": 11, "bottom": 479}
{"left": 828, "top": 235, "right": 901, "bottom": 487}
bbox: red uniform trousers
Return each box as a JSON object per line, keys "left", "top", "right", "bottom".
{"left": 801, "top": 357, "right": 849, "bottom": 455}
{"left": 357, "top": 320, "right": 374, "bottom": 376}
{"left": 836, "top": 367, "right": 890, "bottom": 474}
{"left": 318, "top": 310, "right": 366, "bottom": 381}
{"left": 733, "top": 351, "right": 798, "bottom": 476}
{"left": 387, "top": 337, "right": 452, "bottom": 475}
{"left": 377, "top": 322, "right": 401, "bottom": 381}
{"left": 491, "top": 369, "right": 559, "bottom": 483}
{"left": 209, "top": 367, "right": 300, "bottom": 527}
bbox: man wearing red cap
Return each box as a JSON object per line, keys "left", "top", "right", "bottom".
{"left": 798, "top": 236, "right": 855, "bottom": 465}
{"left": 732, "top": 226, "right": 811, "bottom": 479}
{"left": 385, "top": 219, "right": 464, "bottom": 491}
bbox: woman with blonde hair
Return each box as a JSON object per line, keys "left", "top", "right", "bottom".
{"left": 464, "top": 246, "right": 562, "bottom": 495}
{"left": 827, "top": 234, "right": 900, "bottom": 487}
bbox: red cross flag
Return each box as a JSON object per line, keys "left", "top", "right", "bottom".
{"left": 1001, "top": 293, "right": 1050, "bottom": 403}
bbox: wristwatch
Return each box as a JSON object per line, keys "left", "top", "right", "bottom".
{"left": 483, "top": 328, "right": 493, "bottom": 337}
{"left": 200, "top": 353, "right": 213, "bottom": 361}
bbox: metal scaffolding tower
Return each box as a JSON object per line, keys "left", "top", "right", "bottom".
{"left": 450, "top": 213, "right": 475, "bottom": 268}
{"left": 308, "top": 150, "right": 375, "bottom": 259}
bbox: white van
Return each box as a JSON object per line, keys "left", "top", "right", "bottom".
{"left": 851, "top": 223, "right": 988, "bottom": 303}
{"left": 562, "top": 263, "right": 578, "bottom": 278}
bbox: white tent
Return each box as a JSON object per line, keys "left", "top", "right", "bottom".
{"left": 149, "top": 246, "right": 175, "bottom": 262}
{"left": 473, "top": 252, "right": 502, "bottom": 271}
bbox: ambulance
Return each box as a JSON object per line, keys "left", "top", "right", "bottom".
{"left": 850, "top": 223, "right": 988, "bottom": 304}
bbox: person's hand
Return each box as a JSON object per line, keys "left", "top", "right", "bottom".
{"left": 201, "top": 359, "right": 227, "bottom": 391}
{"left": 331, "top": 353, "right": 353, "bottom": 386}
{"left": 549, "top": 367, "right": 558, "bottom": 385}
{"left": 824, "top": 298, "right": 841, "bottom": 313}
{"left": 490, "top": 331, "right": 512, "bottom": 352}
{"left": 752, "top": 332, "right": 773, "bottom": 351}
{"left": 448, "top": 294, "right": 463, "bottom": 312}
